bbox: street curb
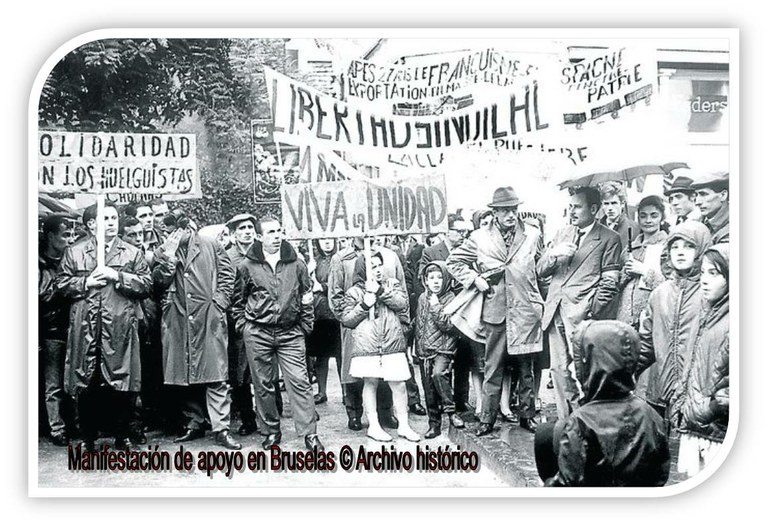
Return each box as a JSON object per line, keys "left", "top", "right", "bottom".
{"left": 447, "top": 416, "right": 543, "bottom": 488}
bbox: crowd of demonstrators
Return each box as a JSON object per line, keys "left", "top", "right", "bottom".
{"left": 36, "top": 169, "right": 730, "bottom": 485}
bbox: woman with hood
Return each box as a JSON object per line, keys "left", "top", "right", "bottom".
{"left": 635, "top": 221, "right": 712, "bottom": 427}
{"left": 535, "top": 320, "right": 670, "bottom": 486}
{"left": 340, "top": 250, "right": 419, "bottom": 442}
{"left": 306, "top": 238, "right": 341, "bottom": 405}
{"left": 677, "top": 244, "right": 729, "bottom": 477}
{"left": 616, "top": 195, "right": 669, "bottom": 329}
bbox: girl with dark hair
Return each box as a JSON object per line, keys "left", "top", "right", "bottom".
{"left": 307, "top": 238, "right": 342, "bottom": 404}
{"left": 677, "top": 244, "right": 730, "bottom": 477}
{"left": 616, "top": 195, "right": 668, "bottom": 329}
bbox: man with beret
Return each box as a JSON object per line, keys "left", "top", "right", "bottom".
{"left": 664, "top": 174, "right": 702, "bottom": 225}
{"left": 224, "top": 214, "right": 260, "bottom": 436}
{"left": 447, "top": 186, "right": 545, "bottom": 436}
{"left": 692, "top": 172, "right": 730, "bottom": 244}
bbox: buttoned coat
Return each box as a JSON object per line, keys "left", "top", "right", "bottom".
{"left": 446, "top": 218, "right": 544, "bottom": 355}
{"left": 152, "top": 234, "right": 234, "bottom": 386}
{"left": 57, "top": 236, "right": 151, "bottom": 394}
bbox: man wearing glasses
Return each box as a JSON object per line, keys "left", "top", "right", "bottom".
{"left": 447, "top": 187, "right": 545, "bottom": 436}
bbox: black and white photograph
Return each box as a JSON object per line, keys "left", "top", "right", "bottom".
{"left": 29, "top": 28, "right": 736, "bottom": 496}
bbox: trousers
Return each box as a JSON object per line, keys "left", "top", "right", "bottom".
{"left": 420, "top": 354, "right": 456, "bottom": 426}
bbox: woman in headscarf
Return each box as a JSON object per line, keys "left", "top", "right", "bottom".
{"left": 616, "top": 195, "right": 669, "bottom": 329}
{"left": 307, "top": 238, "right": 342, "bottom": 405}
{"left": 677, "top": 244, "right": 730, "bottom": 477}
{"left": 340, "top": 250, "right": 419, "bottom": 442}
{"left": 635, "top": 221, "right": 712, "bottom": 428}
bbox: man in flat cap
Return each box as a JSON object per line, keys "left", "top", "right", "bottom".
{"left": 224, "top": 214, "right": 260, "bottom": 436}
{"left": 692, "top": 172, "right": 730, "bottom": 244}
{"left": 447, "top": 186, "right": 545, "bottom": 436}
{"left": 664, "top": 174, "right": 702, "bottom": 225}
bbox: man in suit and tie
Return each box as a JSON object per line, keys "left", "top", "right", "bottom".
{"left": 537, "top": 186, "right": 622, "bottom": 420}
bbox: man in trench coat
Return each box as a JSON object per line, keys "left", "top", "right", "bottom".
{"left": 57, "top": 203, "right": 151, "bottom": 451}
{"left": 447, "top": 187, "right": 545, "bottom": 437}
{"left": 152, "top": 220, "right": 241, "bottom": 450}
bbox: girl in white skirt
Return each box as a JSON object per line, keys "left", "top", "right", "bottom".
{"left": 340, "top": 250, "right": 420, "bottom": 442}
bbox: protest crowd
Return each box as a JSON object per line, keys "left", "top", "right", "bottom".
{"left": 37, "top": 170, "right": 730, "bottom": 487}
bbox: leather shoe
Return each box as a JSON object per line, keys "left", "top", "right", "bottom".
{"left": 500, "top": 411, "right": 519, "bottom": 424}
{"left": 409, "top": 403, "right": 427, "bottom": 416}
{"left": 215, "top": 430, "right": 242, "bottom": 450}
{"left": 475, "top": 423, "right": 494, "bottom": 437}
{"left": 379, "top": 414, "right": 399, "bottom": 429}
{"left": 314, "top": 393, "right": 328, "bottom": 405}
{"left": 262, "top": 432, "right": 282, "bottom": 450}
{"left": 520, "top": 417, "right": 538, "bottom": 434}
{"left": 304, "top": 434, "right": 325, "bottom": 452}
{"left": 449, "top": 413, "right": 466, "bottom": 428}
{"left": 347, "top": 417, "right": 363, "bottom": 431}
{"left": 174, "top": 427, "right": 205, "bottom": 443}
{"left": 424, "top": 424, "right": 441, "bottom": 439}
{"left": 50, "top": 433, "right": 68, "bottom": 447}
{"left": 114, "top": 437, "right": 134, "bottom": 451}
{"left": 238, "top": 421, "right": 258, "bottom": 436}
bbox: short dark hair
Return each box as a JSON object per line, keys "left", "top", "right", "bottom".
{"left": 83, "top": 201, "right": 119, "bottom": 226}
{"left": 149, "top": 198, "right": 167, "bottom": 208}
{"left": 119, "top": 215, "right": 141, "bottom": 235}
{"left": 122, "top": 203, "right": 138, "bottom": 218}
{"left": 572, "top": 186, "right": 602, "bottom": 209}
{"left": 255, "top": 215, "right": 281, "bottom": 235}
{"left": 447, "top": 213, "right": 465, "bottom": 230}
{"left": 637, "top": 195, "right": 666, "bottom": 219}
{"left": 703, "top": 248, "right": 730, "bottom": 286}
{"left": 42, "top": 214, "right": 70, "bottom": 238}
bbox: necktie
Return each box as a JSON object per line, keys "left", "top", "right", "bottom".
{"left": 677, "top": 216, "right": 685, "bottom": 225}
{"left": 568, "top": 230, "right": 585, "bottom": 266}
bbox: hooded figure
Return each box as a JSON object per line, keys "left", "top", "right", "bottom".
{"left": 413, "top": 261, "right": 458, "bottom": 360}
{"left": 636, "top": 221, "right": 712, "bottom": 424}
{"left": 536, "top": 320, "right": 670, "bottom": 487}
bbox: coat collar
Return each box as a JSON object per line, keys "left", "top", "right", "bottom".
{"left": 246, "top": 239, "right": 298, "bottom": 264}
{"left": 562, "top": 222, "right": 605, "bottom": 282}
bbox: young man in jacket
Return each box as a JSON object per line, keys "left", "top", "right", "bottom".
{"left": 232, "top": 216, "right": 324, "bottom": 452}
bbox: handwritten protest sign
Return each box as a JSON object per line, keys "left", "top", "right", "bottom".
{"left": 264, "top": 67, "right": 559, "bottom": 154}
{"left": 345, "top": 48, "right": 541, "bottom": 104}
{"left": 561, "top": 48, "right": 657, "bottom": 126}
{"left": 282, "top": 175, "right": 448, "bottom": 239}
{"left": 38, "top": 132, "right": 199, "bottom": 195}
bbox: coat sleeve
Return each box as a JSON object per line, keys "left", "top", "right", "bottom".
{"left": 339, "top": 288, "right": 369, "bottom": 329}
{"left": 446, "top": 235, "right": 480, "bottom": 290}
{"left": 432, "top": 295, "right": 455, "bottom": 333}
{"left": 591, "top": 235, "right": 622, "bottom": 317}
{"left": 231, "top": 264, "right": 250, "bottom": 335}
{"left": 709, "top": 340, "right": 730, "bottom": 418}
{"left": 297, "top": 259, "right": 315, "bottom": 335}
{"left": 115, "top": 249, "right": 152, "bottom": 299}
{"left": 55, "top": 247, "right": 88, "bottom": 300}
{"left": 151, "top": 246, "right": 179, "bottom": 290}
{"left": 327, "top": 256, "right": 346, "bottom": 321}
{"left": 379, "top": 278, "right": 409, "bottom": 319}
{"left": 636, "top": 297, "right": 657, "bottom": 375}
{"left": 546, "top": 417, "right": 588, "bottom": 487}
{"left": 213, "top": 242, "right": 235, "bottom": 310}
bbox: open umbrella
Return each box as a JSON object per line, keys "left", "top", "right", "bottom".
{"left": 39, "top": 194, "right": 78, "bottom": 218}
{"left": 558, "top": 162, "right": 688, "bottom": 190}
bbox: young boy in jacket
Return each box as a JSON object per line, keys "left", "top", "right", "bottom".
{"left": 414, "top": 262, "right": 466, "bottom": 438}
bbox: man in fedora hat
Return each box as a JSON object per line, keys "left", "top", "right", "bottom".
{"left": 691, "top": 172, "right": 730, "bottom": 244}
{"left": 664, "top": 174, "right": 702, "bottom": 225}
{"left": 447, "top": 186, "right": 545, "bottom": 436}
{"left": 537, "top": 186, "right": 622, "bottom": 420}
{"left": 224, "top": 213, "right": 260, "bottom": 436}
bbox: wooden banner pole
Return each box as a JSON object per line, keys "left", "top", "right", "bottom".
{"left": 364, "top": 236, "right": 374, "bottom": 321}
{"left": 96, "top": 194, "right": 105, "bottom": 268}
